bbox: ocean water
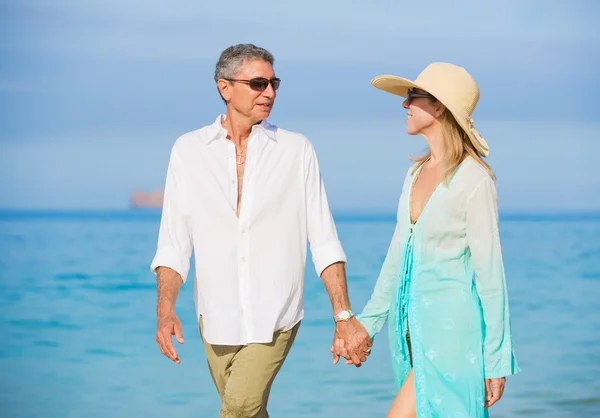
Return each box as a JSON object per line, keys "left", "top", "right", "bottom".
{"left": 0, "top": 210, "right": 599, "bottom": 418}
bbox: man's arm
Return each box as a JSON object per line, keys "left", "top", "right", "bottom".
{"left": 155, "top": 266, "right": 185, "bottom": 364}
{"left": 151, "top": 146, "right": 193, "bottom": 364}
{"left": 320, "top": 262, "right": 351, "bottom": 314}
{"left": 321, "top": 262, "right": 372, "bottom": 367}
{"left": 157, "top": 266, "right": 183, "bottom": 315}
{"left": 302, "top": 141, "right": 371, "bottom": 367}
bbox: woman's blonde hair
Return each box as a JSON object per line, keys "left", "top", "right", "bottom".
{"left": 411, "top": 108, "right": 495, "bottom": 183}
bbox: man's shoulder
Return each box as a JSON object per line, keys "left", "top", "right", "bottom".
{"left": 273, "top": 125, "right": 312, "bottom": 148}
{"left": 171, "top": 125, "right": 215, "bottom": 152}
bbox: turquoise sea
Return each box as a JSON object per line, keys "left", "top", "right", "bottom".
{"left": 1, "top": 210, "right": 599, "bottom": 417}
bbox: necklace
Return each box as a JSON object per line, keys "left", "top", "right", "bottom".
{"left": 236, "top": 149, "right": 246, "bottom": 165}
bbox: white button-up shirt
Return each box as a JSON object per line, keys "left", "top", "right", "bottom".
{"left": 151, "top": 115, "right": 346, "bottom": 345}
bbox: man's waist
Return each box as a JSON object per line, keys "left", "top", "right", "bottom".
{"left": 197, "top": 308, "right": 304, "bottom": 346}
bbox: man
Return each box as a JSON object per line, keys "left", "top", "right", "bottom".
{"left": 151, "top": 44, "right": 371, "bottom": 418}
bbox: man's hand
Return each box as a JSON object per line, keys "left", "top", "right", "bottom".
{"left": 318, "top": 262, "right": 370, "bottom": 366}
{"left": 330, "top": 318, "right": 372, "bottom": 367}
{"left": 484, "top": 377, "right": 506, "bottom": 408}
{"left": 155, "top": 266, "right": 184, "bottom": 364}
{"left": 155, "top": 311, "right": 184, "bottom": 364}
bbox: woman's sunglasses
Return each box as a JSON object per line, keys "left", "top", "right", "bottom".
{"left": 226, "top": 77, "right": 281, "bottom": 92}
{"left": 406, "top": 89, "right": 436, "bottom": 104}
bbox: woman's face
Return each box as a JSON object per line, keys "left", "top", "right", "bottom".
{"left": 402, "top": 89, "right": 442, "bottom": 135}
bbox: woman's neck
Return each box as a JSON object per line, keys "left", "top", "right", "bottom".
{"left": 421, "top": 125, "right": 445, "bottom": 166}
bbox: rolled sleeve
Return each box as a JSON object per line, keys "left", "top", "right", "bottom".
{"left": 150, "top": 247, "right": 191, "bottom": 284}
{"left": 311, "top": 239, "right": 347, "bottom": 278}
{"left": 150, "top": 148, "right": 193, "bottom": 283}
{"left": 304, "top": 142, "right": 347, "bottom": 277}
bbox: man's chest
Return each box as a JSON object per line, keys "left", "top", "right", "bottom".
{"left": 184, "top": 144, "right": 305, "bottom": 214}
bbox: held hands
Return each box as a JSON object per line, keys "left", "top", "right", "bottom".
{"left": 155, "top": 310, "right": 184, "bottom": 364}
{"left": 330, "top": 317, "right": 372, "bottom": 367}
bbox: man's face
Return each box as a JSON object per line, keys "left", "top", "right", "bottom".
{"left": 220, "top": 60, "right": 277, "bottom": 123}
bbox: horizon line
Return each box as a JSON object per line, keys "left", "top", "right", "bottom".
{"left": 1, "top": 208, "right": 599, "bottom": 223}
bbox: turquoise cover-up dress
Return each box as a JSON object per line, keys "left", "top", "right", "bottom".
{"left": 357, "top": 157, "right": 520, "bottom": 417}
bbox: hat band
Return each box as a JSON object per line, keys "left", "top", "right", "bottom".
{"left": 466, "top": 117, "right": 488, "bottom": 153}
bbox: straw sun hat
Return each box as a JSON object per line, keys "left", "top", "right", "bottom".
{"left": 371, "top": 62, "right": 490, "bottom": 157}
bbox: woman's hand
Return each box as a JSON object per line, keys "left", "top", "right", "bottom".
{"left": 484, "top": 377, "right": 506, "bottom": 408}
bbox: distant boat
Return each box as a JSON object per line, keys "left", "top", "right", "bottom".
{"left": 129, "top": 189, "right": 164, "bottom": 209}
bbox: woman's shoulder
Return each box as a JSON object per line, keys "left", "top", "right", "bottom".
{"left": 396, "top": 162, "right": 419, "bottom": 193}
{"left": 449, "top": 157, "right": 498, "bottom": 203}
{"left": 403, "top": 162, "right": 420, "bottom": 181}
{"left": 458, "top": 157, "right": 495, "bottom": 185}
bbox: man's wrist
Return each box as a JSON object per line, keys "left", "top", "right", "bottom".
{"left": 334, "top": 309, "right": 354, "bottom": 323}
{"left": 157, "top": 302, "right": 176, "bottom": 318}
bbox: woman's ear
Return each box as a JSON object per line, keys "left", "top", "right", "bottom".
{"left": 435, "top": 101, "right": 446, "bottom": 118}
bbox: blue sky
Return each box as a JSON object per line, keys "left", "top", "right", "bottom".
{"left": 1, "top": 0, "right": 599, "bottom": 212}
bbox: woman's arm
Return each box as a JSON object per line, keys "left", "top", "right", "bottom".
{"left": 466, "top": 176, "right": 520, "bottom": 379}
{"left": 356, "top": 222, "right": 402, "bottom": 340}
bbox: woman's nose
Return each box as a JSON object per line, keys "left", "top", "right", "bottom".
{"left": 402, "top": 99, "right": 409, "bottom": 109}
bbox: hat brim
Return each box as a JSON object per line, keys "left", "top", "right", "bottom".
{"left": 370, "top": 75, "right": 490, "bottom": 157}
{"left": 371, "top": 75, "right": 421, "bottom": 98}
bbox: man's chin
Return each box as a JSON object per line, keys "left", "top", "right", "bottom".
{"left": 253, "top": 109, "right": 272, "bottom": 120}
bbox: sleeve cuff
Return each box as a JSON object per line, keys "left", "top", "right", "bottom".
{"left": 356, "top": 314, "right": 378, "bottom": 341}
{"left": 484, "top": 354, "right": 521, "bottom": 378}
{"left": 150, "top": 247, "right": 190, "bottom": 283}
{"left": 311, "top": 239, "right": 347, "bottom": 277}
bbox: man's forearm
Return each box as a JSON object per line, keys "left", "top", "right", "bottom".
{"left": 156, "top": 266, "right": 183, "bottom": 316}
{"left": 320, "top": 262, "right": 352, "bottom": 314}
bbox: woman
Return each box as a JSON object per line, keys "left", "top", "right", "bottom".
{"left": 342, "top": 63, "right": 520, "bottom": 417}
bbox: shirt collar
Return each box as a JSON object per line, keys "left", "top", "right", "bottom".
{"left": 205, "top": 114, "right": 277, "bottom": 144}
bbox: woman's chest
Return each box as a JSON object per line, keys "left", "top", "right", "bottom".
{"left": 399, "top": 182, "right": 469, "bottom": 240}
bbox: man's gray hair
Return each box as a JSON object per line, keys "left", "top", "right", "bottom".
{"left": 214, "top": 44, "right": 275, "bottom": 102}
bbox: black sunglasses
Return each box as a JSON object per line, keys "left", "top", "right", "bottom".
{"left": 226, "top": 77, "right": 281, "bottom": 92}
{"left": 407, "top": 89, "right": 436, "bottom": 104}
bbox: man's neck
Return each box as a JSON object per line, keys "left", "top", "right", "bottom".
{"left": 222, "top": 110, "right": 261, "bottom": 146}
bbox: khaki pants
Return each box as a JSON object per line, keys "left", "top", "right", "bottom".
{"left": 199, "top": 316, "right": 300, "bottom": 418}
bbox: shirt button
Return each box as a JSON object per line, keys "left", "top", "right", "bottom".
{"left": 241, "top": 257, "right": 246, "bottom": 262}
{"left": 231, "top": 180, "right": 235, "bottom": 184}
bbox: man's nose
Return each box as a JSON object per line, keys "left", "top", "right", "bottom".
{"left": 262, "top": 82, "right": 276, "bottom": 98}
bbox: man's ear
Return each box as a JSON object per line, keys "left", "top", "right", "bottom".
{"left": 217, "top": 79, "right": 232, "bottom": 102}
